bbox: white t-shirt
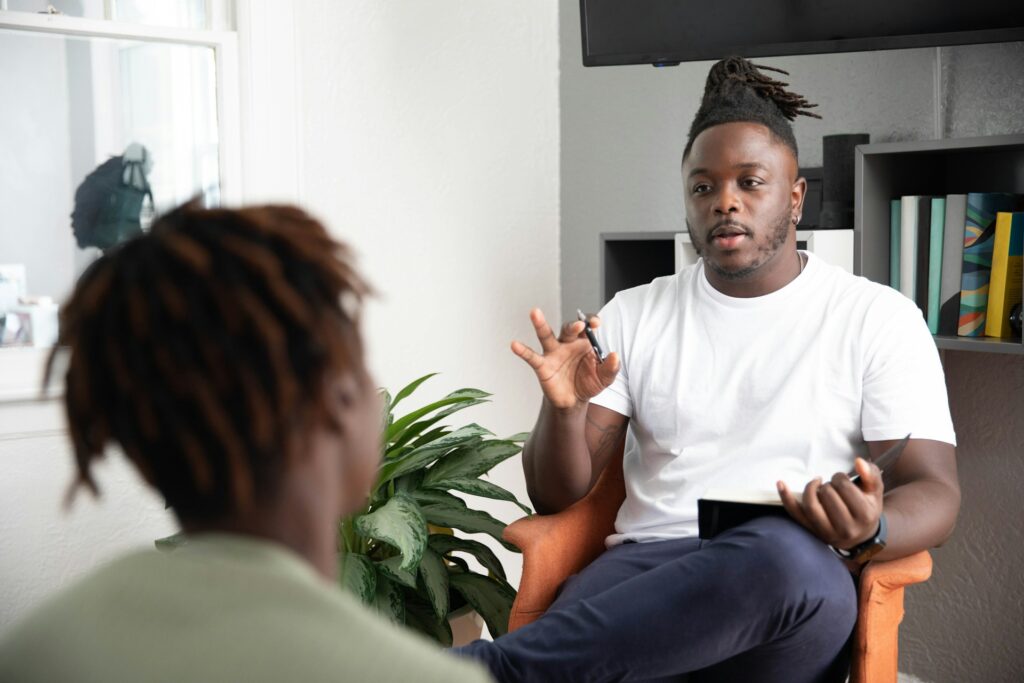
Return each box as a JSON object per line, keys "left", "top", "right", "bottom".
{"left": 591, "top": 251, "right": 956, "bottom": 546}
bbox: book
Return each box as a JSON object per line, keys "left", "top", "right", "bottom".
{"left": 957, "top": 193, "right": 1019, "bottom": 336}
{"left": 697, "top": 436, "right": 910, "bottom": 540}
{"left": 900, "top": 196, "right": 933, "bottom": 316}
{"left": 899, "top": 196, "right": 928, "bottom": 308}
{"left": 914, "top": 198, "right": 934, "bottom": 314}
{"left": 984, "top": 212, "right": 1024, "bottom": 338}
{"left": 889, "top": 199, "right": 901, "bottom": 291}
{"left": 697, "top": 491, "right": 791, "bottom": 540}
{"left": 938, "top": 194, "right": 967, "bottom": 336}
{"left": 926, "top": 197, "right": 946, "bottom": 334}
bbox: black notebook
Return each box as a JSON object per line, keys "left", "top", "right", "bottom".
{"left": 696, "top": 436, "right": 911, "bottom": 540}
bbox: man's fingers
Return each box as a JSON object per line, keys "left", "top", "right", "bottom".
{"left": 510, "top": 340, "right": 544, "bottom": 371}
{"left": 831, "top": 472, "right": 874, "bottom": 525}
{"left": 800, "top": 478, "right": 838, "bottom": 541}
{"left": 596, "top": 351, "right": 620, "bottom": 386}
{"left": 777, "top": 481, "right": 810, "bottom": 528}
{"left": 854, "top": 457, "right": 883, "bottom": 494}
{"left": 559, "top": 320, "right": 586, "bottom": 344}
{"left": 816, "top": 483, "right": 856, "bottom": 541}
{"left": 529, "top": 308, "right": 560, "bottom": 354}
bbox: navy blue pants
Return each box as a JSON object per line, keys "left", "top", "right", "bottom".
{"left": 454, "top": 516, "right": 857, "bottom": 682}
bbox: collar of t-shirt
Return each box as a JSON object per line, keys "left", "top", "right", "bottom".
{"left": 697, "top": 250, "right": 819, "bottom": 310}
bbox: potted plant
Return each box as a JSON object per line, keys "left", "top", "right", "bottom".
{"left": 338, "top": 373, "right": 531, "bottom": 646}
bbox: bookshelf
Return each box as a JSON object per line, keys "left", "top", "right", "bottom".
{"left": 855, "top": 134, "right": 1024, "bottom": 355}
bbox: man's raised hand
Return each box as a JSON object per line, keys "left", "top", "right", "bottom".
{"left": 511, "top": 308, "right": 619, "bottom": 411}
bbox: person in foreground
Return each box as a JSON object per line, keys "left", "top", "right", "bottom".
{"left": 454, "top": 57, "right": 961, "bottom": 682}
{"left": 0, "top": 203, "right": 492, "bottom": 683}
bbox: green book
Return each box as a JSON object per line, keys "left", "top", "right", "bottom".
{"left": 889, "top": 199, "right": 901, "bottom": 291}
{"left": 926, "top": 197, "right": 946, "bottom": 334}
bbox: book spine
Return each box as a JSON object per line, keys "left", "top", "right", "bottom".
{"left": 938, "top": 194, "right": 967, "bottom": 336}
{"left": 890, "top": 199, "right": 901, "bottom": 290}
{"left": 958, "top": 193, "right": 1018, "bottom": 336}
{"left": 914, "top": 197, "right": 932, "bottom": 316}
{"left": 927, "top": 197, "right": 946, "bottom": 334}
{"left": 900, "top": 197, "right": 918, "bottom": 303}
{"left": 984, "top": 212, "right": 1024, "bottom": 338}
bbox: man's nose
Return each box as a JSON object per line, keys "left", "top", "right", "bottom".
{"left": 713, "top": 186, "right": 740, "bottom": 215}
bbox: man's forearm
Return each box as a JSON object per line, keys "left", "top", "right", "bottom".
{"left": 522, "top": 399, "right": 593, "bottom": 514}
{"left": 876, "top": 478, "right": 961, "bottom": 561}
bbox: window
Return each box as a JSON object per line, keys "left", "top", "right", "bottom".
{"left": 0, "top": 2, "right": 240, "bottom": 397}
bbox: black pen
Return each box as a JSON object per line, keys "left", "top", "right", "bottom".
{"left": 576, "top": 309, "right": 605, "bottom": 364}
{"left": 848, "top": 434, "right": 911, "bottom": 487}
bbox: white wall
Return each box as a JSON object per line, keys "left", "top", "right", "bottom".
{"left": 0, "top": 0, "right": 560, "bottom": 633}
{"left": 294, "top": 0, "right": 560, "bottom": 594}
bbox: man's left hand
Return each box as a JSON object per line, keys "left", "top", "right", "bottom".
{"left": 777, "top": 458, "right": 884, "bottom": 550}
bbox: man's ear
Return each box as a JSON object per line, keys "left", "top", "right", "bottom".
{"left": 791, "top": 175, "right": 808, "bottom": 216}
{"left": 325, "top": 373, "right": 363, "bottom": 429}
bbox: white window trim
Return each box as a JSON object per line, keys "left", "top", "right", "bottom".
{"left": 0, "top": 2, "right": 302, "bottom": 407}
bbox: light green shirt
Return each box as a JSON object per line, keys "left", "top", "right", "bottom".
{"left": 0, "top": 534, "right": 492, "bottom": 683}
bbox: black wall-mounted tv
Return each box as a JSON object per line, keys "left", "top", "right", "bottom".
{"left": 580, "top": 0, "right": 1024, "bottom": 67}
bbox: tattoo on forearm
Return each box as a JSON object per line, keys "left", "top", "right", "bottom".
{"left": 586, "top": 415, "right": 627, "bottom": 459}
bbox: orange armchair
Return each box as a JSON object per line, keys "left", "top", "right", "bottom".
{"left": 504, "top": 448, "right": 932, "bottom": 683}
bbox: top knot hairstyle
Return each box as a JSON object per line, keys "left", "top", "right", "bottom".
{"left": 46, "top": 202, "right": 371, "bottom": 522}
{"left": 684, "top": 56, "right": 821, "bottom": 159}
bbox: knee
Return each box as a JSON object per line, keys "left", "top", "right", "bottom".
{"left": 730, "top": 517, "right": 857, "bottom": 622}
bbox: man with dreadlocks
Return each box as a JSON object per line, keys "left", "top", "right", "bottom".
{"left": 0, "top": 204, "right": 492, "bottom": 683}
{"left": 456, "top": 57, "right": 960, "bottom": 682}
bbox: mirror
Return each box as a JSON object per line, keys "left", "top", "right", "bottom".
{"left": 0, "top": 28, "right": 220, "bottom": 348}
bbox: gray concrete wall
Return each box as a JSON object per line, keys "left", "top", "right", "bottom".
{"left": 559, "top": 1, "right": 1024, "bottom": 679}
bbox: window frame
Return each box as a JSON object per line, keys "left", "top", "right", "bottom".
{"left": 0, "top": 8, "right": 244, "bottom": 403}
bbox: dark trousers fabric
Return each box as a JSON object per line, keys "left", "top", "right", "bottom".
{"left": 454, "top": 516, "right": 857, "bottom": 683}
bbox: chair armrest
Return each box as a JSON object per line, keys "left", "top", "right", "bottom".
{"left": 504, "top": 494, "right": 617, "bottom": 629}
{"left": 849, "top": 550, "right": 933, "bottom": 683}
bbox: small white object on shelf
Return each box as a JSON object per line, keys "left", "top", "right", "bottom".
{"left": 673, "top": 229, "right": 854, "bottom": 274}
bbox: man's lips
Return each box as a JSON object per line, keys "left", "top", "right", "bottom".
{"left": 710, "top": 222, "right": 750, "bottom": 239}
{"left": 708, "top": 224, "right": 750, "bottom": 250}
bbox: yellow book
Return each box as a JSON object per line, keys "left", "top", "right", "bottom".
{"left": 985, "top": 212, "right": 1024, "bottom": 338}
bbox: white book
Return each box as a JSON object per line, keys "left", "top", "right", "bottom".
{"left": 900, "top": 196, "right": 921, "bottom": 303}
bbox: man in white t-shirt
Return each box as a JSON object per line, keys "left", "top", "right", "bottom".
{"left": 455, "top": 57, "right": 960, "bottom": 682}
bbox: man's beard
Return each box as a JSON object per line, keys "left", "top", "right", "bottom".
{"left": 686, "top": 208, "right": 791, "bottom": 281}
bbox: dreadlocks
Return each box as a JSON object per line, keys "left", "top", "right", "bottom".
{"left": 47, "top": 203, "right": 370, "bottom": 522}
{"left": 684, "top": 56, "right": 821, "bottom": 159}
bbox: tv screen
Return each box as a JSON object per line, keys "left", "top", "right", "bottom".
{"left": 580, "top": 0, "right": 1024, "bottom": 67}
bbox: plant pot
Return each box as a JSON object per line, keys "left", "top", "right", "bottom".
{"left": 448, "top": 604, "right": 485, "bottom": 646}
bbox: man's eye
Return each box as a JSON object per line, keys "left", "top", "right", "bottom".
{"left": 740, "top": 178, "right": 763, "bottom": 188}
{"left": 693, "top": 183, "right": 710, "bottom": 194}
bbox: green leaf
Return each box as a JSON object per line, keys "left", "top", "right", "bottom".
{"left": 446, "top": 554, "right": 471, "bottom": 573}
{"left": 339, "top": 552, "right": 376, "bottom": 605}
{"left": 428, "top": 534, "right": 508, "bottom": 582}
{"left": 378, "top": 425, "right": 492, "bottom": 485}
{"left": 394, "top": 469, "right": 425, "bottom": 494}
{"left": 353, "top": 493, "right": 427, "bottom": 571}
{"left": 388, "top": 398, "right": 488, "bottom": 452}
{"left": 372, "top": 575, "right": 405, "bottom": 624}
{"left": 154, "top": 532, "right": 187, "bottom": 552}
{"left": 423, "top": 440, "right": 522, "bottom": 484}
{"left": 418, "top": 547, "right": 450, "bottom": 620}
{"left": 376, "top": 555, "right": 418, "bottom": 588}
{"left": 389, "top": 372, "right": 439, "bottom": 412}
{"left": 385, "top": 389, "right": 491, "bottom": 443}
{"left": 424, "top": 476, "right": 532, "bottom": 516}
{"left": 406, "top": 425, "right": 450, "bottom": 450}
{"left": 505, "top": 431, "right": 531, "bottom": 443}
{"left": 412, "top": 490, "right": 516, "bottom": 551}
{"left": 403, "top": 594, "right": 453, "bottom": 647}
{"left": 449, "top": 572, "right": 516, "bottom": 639}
